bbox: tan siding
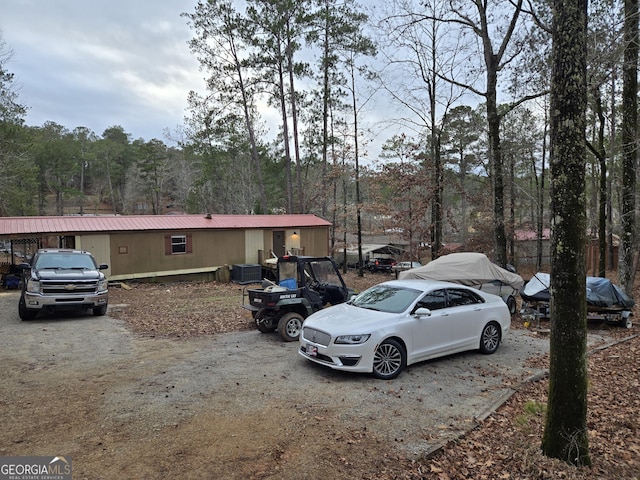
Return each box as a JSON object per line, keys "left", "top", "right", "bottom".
{"left": 263, "top": 230, "right": 273, "bottom": 256}
{"left": 285, "top": 229, "right": 300, "bottom": 253}
{"left": 244, "top": 230, "right": 264, "bottom": 263}
{"left": 105, "top": 227, "right": 329, "bottom": 279}
{"left": 109, "top": 230, "right": 246, "bottom": 276}
{"left": 76, "top": 234, "right": 111, "bottom": 275}
{"left": 300, "top": 227, "right": 330, "bottom": 256}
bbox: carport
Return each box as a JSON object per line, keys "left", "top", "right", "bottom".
{"left": 0, "top": 237, "right": 41, "bottom": 288}
{"left": 340, "top": 243, "right": 406, "bottom": 268}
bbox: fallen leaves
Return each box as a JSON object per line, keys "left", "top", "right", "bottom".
{"left": 107, "top": 271, "right": 640, "bottom": 479}
{"left": 421, "top": 334, "right": 640, "bottom": 480}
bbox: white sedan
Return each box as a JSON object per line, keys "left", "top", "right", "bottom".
{"left": 298, "top": 279, "right": 511, "bottom": 380}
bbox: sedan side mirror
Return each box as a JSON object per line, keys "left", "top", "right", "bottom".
{"left": 414, "top": 307, "right": 432, "bottom": 317}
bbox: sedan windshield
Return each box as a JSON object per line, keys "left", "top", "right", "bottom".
{"left": 351, "top": 284, "right": 423, "bottom": 313}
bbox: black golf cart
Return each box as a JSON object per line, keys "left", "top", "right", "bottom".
{"left": 242, "top": 255, "right": 353, "bottom": 341}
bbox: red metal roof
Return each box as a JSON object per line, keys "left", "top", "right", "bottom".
{"left": 0, "top": 214, "right": 331, "bottom": 236}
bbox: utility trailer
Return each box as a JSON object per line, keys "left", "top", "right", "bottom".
{"left": 520, "top": 273, "right": 634, "bottom": 329}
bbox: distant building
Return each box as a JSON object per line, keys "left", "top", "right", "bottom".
{"left": 514, "top": 228, "right": 619, "bottom": 273}
{"left": 513, "top": 228, "right": 551, "bottom": 268}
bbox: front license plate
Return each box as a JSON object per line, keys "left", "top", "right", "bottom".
{"left": 306, "top": 344, "right": 318, "bottom": 357}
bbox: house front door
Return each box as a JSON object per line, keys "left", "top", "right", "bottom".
{"left": 273, "top": 231, "right": 285, "bottom": 257}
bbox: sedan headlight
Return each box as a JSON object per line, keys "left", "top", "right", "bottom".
{"left": 334, "top": 334, "right": 370, "bottom": 344}
{"left": 26, "top": 279, "right": 41, "bottom": 293}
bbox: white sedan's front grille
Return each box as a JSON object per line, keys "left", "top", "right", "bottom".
{"left": 302, "top": 327, "right": 331, "bottom": 347}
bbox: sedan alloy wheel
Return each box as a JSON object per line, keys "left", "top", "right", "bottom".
{"left": 479, "top": 322, "right": 501, "bottom": 354}
{"left": 372, "top": 339, "right": 406, "bottom": 380}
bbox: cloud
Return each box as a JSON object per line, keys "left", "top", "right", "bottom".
{"left": 0, "top": 0, "right": 202, "bottom": 142}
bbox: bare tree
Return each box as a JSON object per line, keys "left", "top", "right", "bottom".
{"left": 344, "top": 51, "right": 370, "bottom": 277}
{"left": 400, "top": 1, "right": 546, "bottom": 266}
{"left": 376, "top": 0, "right": 466, "bottom": 259}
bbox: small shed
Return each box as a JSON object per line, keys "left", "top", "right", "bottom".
{"left": 513, "top": 228, "right": 551, "bottom": 268}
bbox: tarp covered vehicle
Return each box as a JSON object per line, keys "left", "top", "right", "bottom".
{"left": 521, "top": 272, "right": 634, "bottom": 328}
{"left": 398, "top": 252, "right": 524, "bottom": 314}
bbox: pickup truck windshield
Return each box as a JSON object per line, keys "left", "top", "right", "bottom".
{"left": 34, "top": 253, "right": 96, "bottom": 270}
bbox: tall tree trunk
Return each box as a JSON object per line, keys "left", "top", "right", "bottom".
{"left": 349, "top": 62, "right": 364, "bottom": 277}
{"left": 486, "top": 85, "right": 507, "bottom": 267}
{"left": 277, "top": 59, "right": 294, "bottom": 214}
{"left": 608, "top": 71, "right": 617, "bottom": 270}
{"left": 430, "top": 16, "right": 442, "bottom": 260}
{"left": 105, "top": 153, "right": 117, "bottom": 215}
{"left": 541, "top": 0, "right": 591, "bottom": 466}
{"left": 329, "top": 104, "right": 337, "bottom": 254}
{"left": 236, "top": 54, "right": 267, "bottom": 213}
{"left": 320, "top": 0, "right": 331, "bottom": 218}
{"left": 537, "top": 102, "right": 548, "bottom": 271}
{"left": 432, "top": 146, "right": 443, "bottom": 258}
{"left": 508, "top": 153, "right": 515, "bottom": 265}
{"left": 460, "top": 151, "right": 468, "bottom": 247}
{"left": 593, "top": 92, "right": 607, "bottom": 277}
{"left": 474, "top": 0, "right": 523, "bottom": 268}
{"left": 620, "top": 0, "right": 638, "bottom": 295}
{"left": 286, "top": 28, "right": 304, "bottom": 214}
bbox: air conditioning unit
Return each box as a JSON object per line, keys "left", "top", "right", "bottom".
{"left": 232, "top": 264, "right": 262, "bottom": 284}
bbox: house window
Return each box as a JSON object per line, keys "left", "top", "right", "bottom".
{"left": 171, "top": 235, "right": 187, "bottom": 254}
{"left": 165, "top": 234, "right": 193, "bottom": 255}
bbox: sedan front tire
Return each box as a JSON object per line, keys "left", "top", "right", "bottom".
{"left": 372, "top": 339, "right": 406, "bottom": 380}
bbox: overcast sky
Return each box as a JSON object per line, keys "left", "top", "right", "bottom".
{"left": 1, "top": 0, "right": 203, "bottom": 143}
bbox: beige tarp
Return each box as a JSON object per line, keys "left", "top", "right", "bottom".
{"left": 398, "top": 252, "right": 524, "bottom": 291}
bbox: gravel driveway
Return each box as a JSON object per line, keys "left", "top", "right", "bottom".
{"left": 0, "top": 288, "right": 555, "bottom": 478}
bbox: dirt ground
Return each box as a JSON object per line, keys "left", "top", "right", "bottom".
{"left": 1, "top": 271, "right": 638, "bottom": 479}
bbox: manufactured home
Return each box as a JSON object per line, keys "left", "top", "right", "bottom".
{"left": 0, "top": 214, "right": 332, "bottom": 282}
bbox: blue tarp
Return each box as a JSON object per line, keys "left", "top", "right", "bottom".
{"left": 521, "top": 272, "right": 635, "bottom": 309}
{"left": 586, "top": 277, "right": 635, "bottom": 309}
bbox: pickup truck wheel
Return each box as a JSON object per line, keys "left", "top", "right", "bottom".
{"left": 255, "top": 308, "right": 277, "bottom": 333}
{"left": 278, "top": 312, "right": 304, "bottom": 342}
{"left": 19, "top": 295, "right": 38, "bottom": 321}
{"left": 93, "top": 304, "right": 107, "bottom": 316}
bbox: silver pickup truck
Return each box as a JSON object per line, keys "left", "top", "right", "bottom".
{"left": 18, "top": 249, "right": 109, "bottom": 320}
